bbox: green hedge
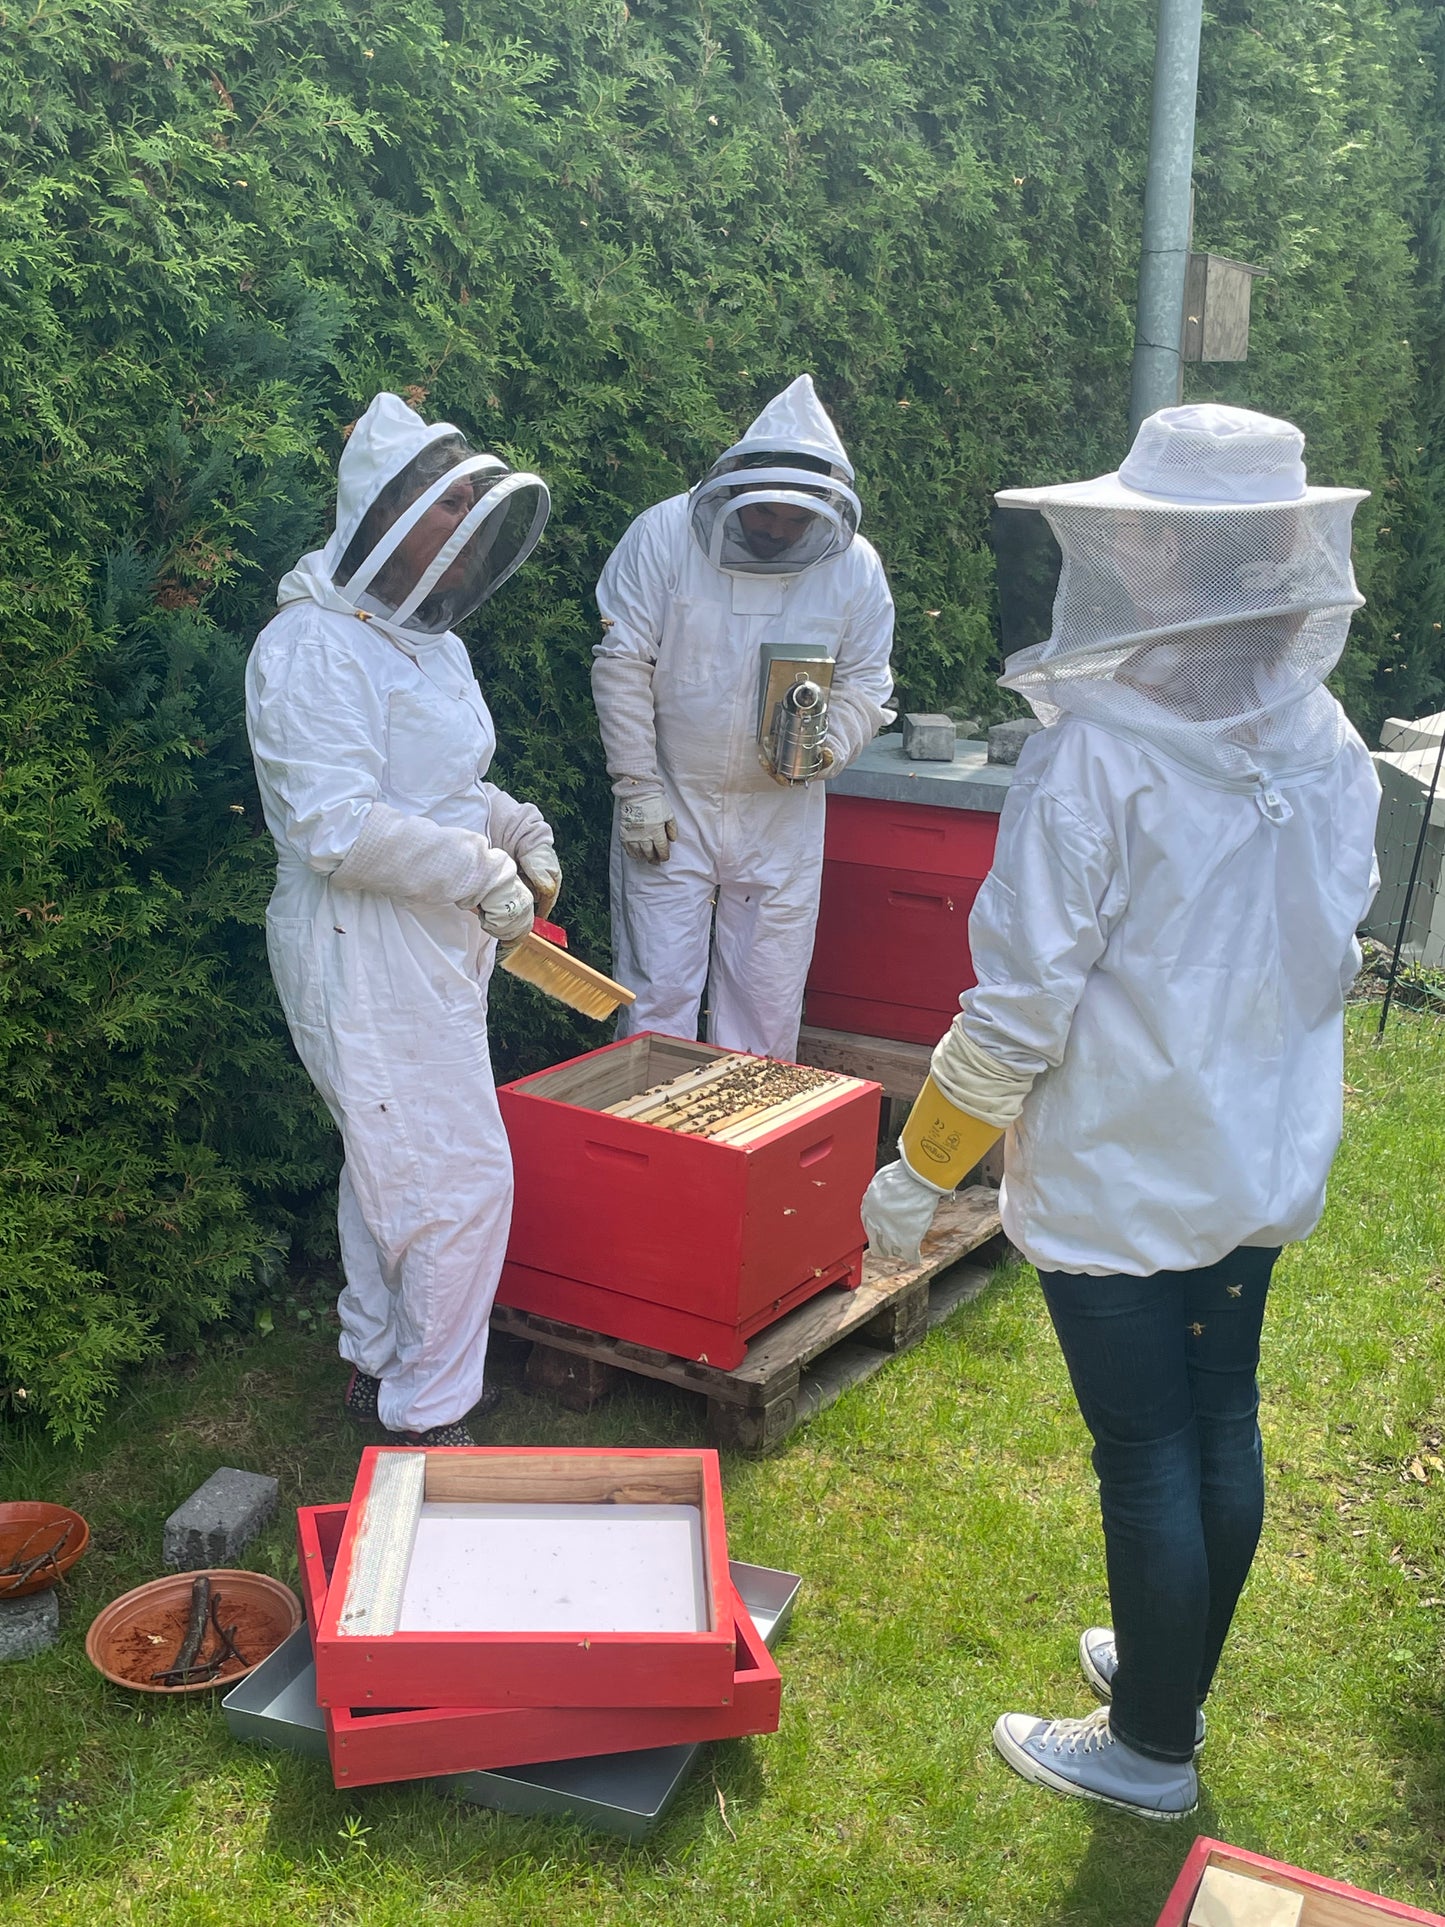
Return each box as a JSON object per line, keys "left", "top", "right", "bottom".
{"left": 1, "top": 0, "right": 1440, "bottom": 1437}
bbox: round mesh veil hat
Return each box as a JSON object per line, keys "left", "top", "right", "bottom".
{"left": 994, "top": 404, "right": 1368, "bottom": 786}
{"left": 323, "top": 393, "right": 550, "bottom": 644}
{"left": 689, "top": 374, "right": 862, "bottom": 577}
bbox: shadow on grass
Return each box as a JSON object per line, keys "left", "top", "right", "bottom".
{"left": 1040, "top": 1792, "right": 1224, "bottom": 1926}
{"left": 1369, "top": 1690, "right": 1445, "bottom": 1895}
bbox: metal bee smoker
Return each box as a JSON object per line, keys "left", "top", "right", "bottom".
{"left": 756, "top": 642, "right": 835, "bottom": 784}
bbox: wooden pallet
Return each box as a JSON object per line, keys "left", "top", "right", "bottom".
{"left": 494, "top": 1186, "right": 1006, "bottom": 1453}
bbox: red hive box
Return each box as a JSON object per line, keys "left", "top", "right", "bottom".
{"left": 497, "top": 1034, "right": 880, "bottom": 1369}
{"left": 1154, "top": 1837, "right": 1445, "bottom": 1926}
{"left": 297, "top": 1504, "right": 781, "bottom": 1788}
{"left": 312, "top": 1447, "right": 736, "bottom": 1713}
{"left": 804, "top": 794, "right": 1000, "bottom": 1046}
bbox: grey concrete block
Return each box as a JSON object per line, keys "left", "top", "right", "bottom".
{"left": 163, "top": 1467, "right": 279, "bottom": 1571}
{"left": 0, "top": 1588, "right": 59, "bottom": 1661}
{"left": 987, "top": 717, "right": 1044, "bottom": 766}
{"left": 902, "top": 713, "right": 957, "bottom": 762}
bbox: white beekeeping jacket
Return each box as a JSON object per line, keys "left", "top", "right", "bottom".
{"left": 963, "top": 718, "right": 1380, "bottom": 1275}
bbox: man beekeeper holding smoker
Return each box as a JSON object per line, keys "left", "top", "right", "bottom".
{"left": 864, "top": 405, "right": 1381, "bottom": 1819}
{"left": 592, "top": 375, "right": 896, "bottom": 1060}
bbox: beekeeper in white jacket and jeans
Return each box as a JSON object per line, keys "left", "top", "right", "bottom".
{"left": 863, "top": 406, "right": 1381, "bottom": 1819}
{"left": 246, "top": 393, "right": 557, "bottom": 1445}
{"left": 593, "top": 375, "right": 895, "bottom": 1060}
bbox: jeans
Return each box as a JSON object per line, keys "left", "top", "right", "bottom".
{"left": 1036, "top": 1246, "right": 1278, "bottom": 1765}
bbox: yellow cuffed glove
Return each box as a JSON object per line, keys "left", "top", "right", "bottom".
{"left": 862, "top": 1013, "right": 1038, "bottom": 1264}
{"left": 899, "top": 1074, "right": 1004, "bottom": 1191}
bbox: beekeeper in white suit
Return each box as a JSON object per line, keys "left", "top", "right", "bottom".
{"left": 246, "top": 393, "right": 557, "bottom": 1445}
{"left": 593, "top": 375, "right": 895, "bottom": 1059}
{"left": 863, "top": 406, "right": 1380, "bottom": 1818}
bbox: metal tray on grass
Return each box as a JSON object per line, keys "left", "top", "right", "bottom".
{"left": 223, "top": 1559, "right": 800, "bottom": 1839}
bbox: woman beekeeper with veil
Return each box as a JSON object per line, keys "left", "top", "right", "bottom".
{"left": 246, "top": 393, "right": 556, "bottom": 1445}
{"left": 863, "top": 405, "right": 1381, "bottom": 1818}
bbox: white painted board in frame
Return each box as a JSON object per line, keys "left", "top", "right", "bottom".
{"left": 397, "top": 1502, "right": 708, "bottom": 1634}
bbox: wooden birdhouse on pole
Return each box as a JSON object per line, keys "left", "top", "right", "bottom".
{"left": 1180, "top": 252, "right": 1267, "bottom": 363}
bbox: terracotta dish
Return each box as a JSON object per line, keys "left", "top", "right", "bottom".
{"left": 86, "top": 1569, "right": 302, "bottom": 1695}
{"left": 0, "top": 1502, "right": 90, "bottom": 1599}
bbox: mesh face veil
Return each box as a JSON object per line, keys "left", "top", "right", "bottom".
{"left": 689, "top": 375, "right": 862, "bottom": 577}
{"left": 333, "top": 428, "right": 549, "bottom": 640}
{"left": 994, "top": 406, "right": 1368, "bottom": 783}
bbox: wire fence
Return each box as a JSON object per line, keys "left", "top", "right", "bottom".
{"left": 1358, "top": 723, "right": 1445, "bottom": 1034}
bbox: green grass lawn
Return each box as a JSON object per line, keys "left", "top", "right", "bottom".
{"left": 1, "top": 1004, "right": 1442, "bottom": 1925}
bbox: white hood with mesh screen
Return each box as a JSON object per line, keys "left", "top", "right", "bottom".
{"left": 995, "top": 406, "right": 1369, "bottom": 787}
{"left": 278, "top": 392, "right": 549, "bottom": 651}
{"left": 689, "top": 375, "right": 861, "bottom": 577}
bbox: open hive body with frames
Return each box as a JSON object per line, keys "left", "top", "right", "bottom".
{"left": 497, "top": 1034, "right": 881, "bottom": 1368}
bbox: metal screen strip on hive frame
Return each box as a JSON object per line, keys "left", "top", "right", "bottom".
{"left": 336, "top": 1450, "right": 425, "bottom": 1637}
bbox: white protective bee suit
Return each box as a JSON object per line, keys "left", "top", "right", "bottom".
{"left": 245, "top": 393, "right": 554, "bottom": 1434}
{"left": 593, "top": 376, "right": 895, "bottom": 1059}
{"left": 864, "top": 405, "right": 1382, "bottom": 1274}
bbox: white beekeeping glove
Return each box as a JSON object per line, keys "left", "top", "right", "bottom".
{"left": 477, "top": 863, "right": 535, "bottom": 943}
{"left": 519, "top": 842, "right": 562, "bottom": 916}
{"left": 620, "top": 793, "right": 679, "bottom": 863}
{"left": 860, "top": 1158, "right": 950, "bottom": 1264}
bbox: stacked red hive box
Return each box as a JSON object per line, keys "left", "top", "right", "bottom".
{"left": 496, "top": 1034, "right": 881, "bottom": 1369}
{"left": 1154, "top": 1836, "right": 1445, "bottom": 1925}
{"left": 300, "top": 1447, "right": 782, "bottom": 1791}
{"left": 804, "top": 793, "right": 1001, "bottom": 1046}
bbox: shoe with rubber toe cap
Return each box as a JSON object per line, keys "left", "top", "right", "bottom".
{"left": 992, "top": 1705, "right": 1198, "bottom": 1820}
{"left": 1079, "top": 1627, "right": 1205, "bottom": 1753}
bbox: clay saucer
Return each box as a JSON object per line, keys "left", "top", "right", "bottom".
{"left": 0, "top": 1502, "right": 90, "bottom": 1599}
{"left": 86, "top": 1569, "right": 302, "bottom": 1695}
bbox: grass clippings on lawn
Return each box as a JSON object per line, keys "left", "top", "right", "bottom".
{"left": 0, "top": 1005, "right": 1442, "bottom": 1925}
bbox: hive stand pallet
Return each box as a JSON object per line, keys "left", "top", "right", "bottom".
{"left": 498, "top": 1186, "right": 1005, "bottom": 1453}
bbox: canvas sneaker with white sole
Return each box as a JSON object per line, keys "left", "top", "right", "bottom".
{"left": 1079, "top": 1627, "right": 1206, "bottom": 1753}
{"left": 992, "top": 1705, "right": 1198, "bottom": 1820}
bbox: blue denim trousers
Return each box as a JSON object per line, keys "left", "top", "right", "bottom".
{"left": 1036, "top": 1246, "right": 1279, "bottom": 1764}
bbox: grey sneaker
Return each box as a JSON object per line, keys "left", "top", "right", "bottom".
{"left": 992, "top": 1705, "right": 1198, "bottom": 1820}
{"left": 1079, "top": 1627, "right": 1206, "bottom": 1753}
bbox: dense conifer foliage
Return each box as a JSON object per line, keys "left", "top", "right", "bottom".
{"left": 0, "top": 0, "right": 1438, "bottom": 1435}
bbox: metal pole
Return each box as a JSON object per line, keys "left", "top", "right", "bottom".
{"left": 1129, "top": 0, "right": 1205, "bottom": 434}
{"left": 1376, "top": 725, "right": 1445, "bottom": 1037}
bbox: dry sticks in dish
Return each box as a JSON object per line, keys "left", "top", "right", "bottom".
{"left": 151, "top": 1576, "right": 251, "bottom": 1686}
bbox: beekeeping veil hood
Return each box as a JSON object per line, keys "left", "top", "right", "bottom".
{"left": 277, "top": 392, "right": 550, "bottom": 649}
{"left": 689, "top": 374, "right": 862, "bottom": 576}
{"left": 994, "top": 405, "right": 1368, "bottom": 786}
